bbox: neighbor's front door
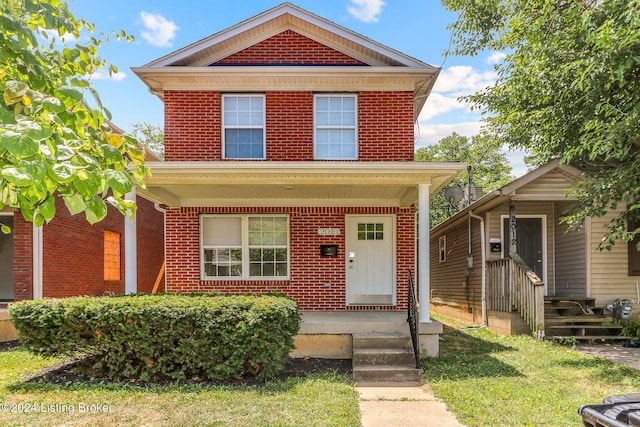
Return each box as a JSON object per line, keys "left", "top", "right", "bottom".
{"left": 345, "top": 215, "right": 395, "bottom": 305}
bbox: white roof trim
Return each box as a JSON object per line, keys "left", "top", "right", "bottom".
{"left": 143, "top": 3, "right": 434, "bottom": 69}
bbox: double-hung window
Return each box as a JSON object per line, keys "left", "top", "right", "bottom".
{"left": 201, "top": 215, "right": 289, "bottom": 280}
{"left": 314, "top": 94, "right": 357, "bottom": 160}
{"left": 222, "top": 94, "right": 265, "bottom": 159}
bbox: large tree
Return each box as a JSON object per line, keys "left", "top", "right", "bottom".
{"left": 442, "top": 0, "right": 640, "bottom": 248}
{"left": 129, "top": 121, "right": 164, "bottom": 159}
{"left": 0, "top": 0, "right": 149, "bottom": 232}
{"left": 416, "top": 132, "right": 513, "bottom": 227}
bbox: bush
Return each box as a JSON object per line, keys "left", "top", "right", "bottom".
{"left": 621, "top": 318, "right": 640, "bottom": 339}
{"left": 9, "top": 294, "right": 300, "bottom": 381}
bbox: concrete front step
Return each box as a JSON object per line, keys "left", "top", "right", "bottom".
{"left": 353, "top": 333, "right": 412, "bottom": 350}
{"left": 352, "top": 333, "right": 421, "bottom": 386}
{"left": 353, "top": 348, "right": 416, "bottom": 366}
{"left": 353, "top": 365, "right": 423, "bottom": 386}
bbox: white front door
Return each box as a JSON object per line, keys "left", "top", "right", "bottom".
{"left": 346, "top": 215, "right": 395, "bottom": 305}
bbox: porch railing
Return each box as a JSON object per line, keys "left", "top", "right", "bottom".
{"left": 487, "top": 254, "right": 545, "bottom": 338}
{"left": 407, "top": 269, "right": 420, "bottom": 368}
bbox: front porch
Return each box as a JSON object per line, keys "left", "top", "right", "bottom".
{"left": 291, "top": 311, "right": 443, "bottom": 359}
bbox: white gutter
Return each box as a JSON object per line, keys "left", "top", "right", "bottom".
{"left": 32, "top": 225, "right": 43, "bottom": 299}
{"left": 469, "top": 210, "right": 487, "bottom": 326}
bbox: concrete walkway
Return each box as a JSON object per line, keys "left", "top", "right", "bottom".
{"left": 577, "top": 344, "right": 640, "bottom": 371}
{"left": 357, "top": 385, "right": 464, "bottom": 427}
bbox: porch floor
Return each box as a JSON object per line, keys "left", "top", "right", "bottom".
{"left": 299, "top": 311, "right": 409, "bottom": 335}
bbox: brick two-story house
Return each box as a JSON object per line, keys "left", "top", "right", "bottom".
{"left": 133, "top": 3, "right": 464, "bottom": 358}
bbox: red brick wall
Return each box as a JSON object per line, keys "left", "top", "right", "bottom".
{"left": 41, "top": 198, "right": 125, "bottom": 297}
{"left": 164, "top": 91, "right": 415, "bottom": 162}
{"left": 358, "top": 91, "right": 415, "bottom": 161}
{"left": 135, "top": 197, "right": 165, "bottom": 293}
{"left": 216, "top": 30, "right": 364, "bottom": 65}
{"left": 13, "top": 215, "right": 32, "bottom": 301}
{"left": 164, "top": 91, "right": 221, "bottom": 161}
{"left": 164, "top": 206, "right": 414, "bottom": 310}
{"left": 12, "top": 196, "right": 164, "bottom": 300}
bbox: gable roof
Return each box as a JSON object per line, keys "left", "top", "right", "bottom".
{"left": 431, "top": 159, "right": 584, "bottom": 233}
{"left": 144, "top": 3, "right": 433, "bottom": 68}
{"left": 132, "top": 3, "right": 440, "bottom": 120}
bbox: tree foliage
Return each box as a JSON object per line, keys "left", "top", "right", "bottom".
{"left": 129, "top": 121, "right": 164, "bottom": 158}
{"left": 416, "top": 132, "right": 512, "bottom": 227}
{"left": 0, "top": 0, "right": 149, "bottom": 231}
{"left": 442, "top": 0, "right": 640, "bottom": 248}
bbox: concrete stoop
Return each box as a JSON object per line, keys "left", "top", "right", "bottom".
{"left": 352, "top": 333, "right": 422, "bottom": 387}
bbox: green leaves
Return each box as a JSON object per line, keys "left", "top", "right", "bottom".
{"left": 0, "top": 0, "right": 150, "bottom": 229}
{"left": 443, "top": 0, "right": 640, "bottom": 245}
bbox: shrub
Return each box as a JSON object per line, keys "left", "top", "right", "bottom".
{"left": 9, "top": 294, "right": 300, "bottom": 381}
{"left": 621, "top": 318, "right": 640, "bottom": 339}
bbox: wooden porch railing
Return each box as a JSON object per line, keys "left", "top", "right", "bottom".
{"left": 487, "top": 254, "right": 545, "bottom": 338}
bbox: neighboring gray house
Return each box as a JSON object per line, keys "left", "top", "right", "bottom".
{"left": 430, "top": 160, "right": 640, "bottom": 337}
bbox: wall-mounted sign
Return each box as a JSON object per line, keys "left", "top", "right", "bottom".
{"left": 317, "top": 228, "right": 340, "bottom": 236}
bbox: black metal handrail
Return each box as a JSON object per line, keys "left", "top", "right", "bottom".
{"left": 407, "top": 269, "right": 420, "bottom": 368}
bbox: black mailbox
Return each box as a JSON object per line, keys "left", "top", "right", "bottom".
{"left": 320, "top": 245, "right": 338, "bottom": 257}
{"left": 490, "top": 238, "right": 502, "bottom": 253}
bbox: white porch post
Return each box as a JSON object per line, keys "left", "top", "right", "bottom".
{"left": 418, "top": 183, "right": 431, "bottom": 323}
{"left": 124, "top": 189, "right": 137, "bottom": 294}
{"left": 32, "top": 224, "right": 43, "bottom": 299}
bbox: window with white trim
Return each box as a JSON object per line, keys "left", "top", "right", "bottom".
{"left": 201, "top": 215, "right": 289, "bottom": 280}
{"left": 314, "top": 94, "right": 357, "bottom": 160}
{"left": 439, "top": 235, "right": 446, "bottom": 263}
{"left": 222, "top": 94, "right": 265, "bottom": 159}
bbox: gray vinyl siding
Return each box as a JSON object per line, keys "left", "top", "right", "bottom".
{"left": 513, "top": 170, "right": 576, "bottom": 200}
{"left": 554, "top": 201, "right": 586, "bottom": 297}
{"left": 430, "top": 216, "right": 483, "bottom": 317}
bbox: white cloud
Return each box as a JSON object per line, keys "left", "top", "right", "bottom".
{"left": 433, "top": 65, "right": 497, "bottom": 95}
{"left": 415, "top": 121, "right": 483, "bottom": 148}
{"left": 139, "top": 11, "right": 179, "bottom": 47}
{"left": 419, "top": 93, "right": 470, "bottom": 121}
{"left": 347, "top": 0, "right": 385, "bottom": 23}
{"left": 90, "top": 70, "right": 127, "bottom": 81}
{"left": 487, "top": 51, "right": 506, "bottom": 64}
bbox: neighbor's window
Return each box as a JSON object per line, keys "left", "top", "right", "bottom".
{"left": 104, "top": 231, "right": 121, "bottom": 281}
{"left": 314, "top": 94, "right": 357, "bottom": 160}
{"left": 201, "top": 215, "right": 289, "bottom": 279}
{"left": 439, "top": 236, "right": 446, "bottom": 263}
{"left": 222, "top": 94, "right": 265, "bottom": 159}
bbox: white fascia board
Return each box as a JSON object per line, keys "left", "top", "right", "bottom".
{"left": 143, "top": 3, "right": 435, "bottom": 69}
{"left": 143, "top": 161, "right": 467, "bottom": 178}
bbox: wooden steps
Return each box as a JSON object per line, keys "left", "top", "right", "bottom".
{"left": 352, "top": 333, "right": 422, "bottom": 386}
{"left": 544, "top": 298, "right": 626, "bottom": 343}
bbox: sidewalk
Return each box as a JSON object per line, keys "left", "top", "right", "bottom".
{"left": 357, "top": 385, "right": 464, "bottom": 427}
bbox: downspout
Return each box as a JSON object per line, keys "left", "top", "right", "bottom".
{"left": 154, "top": 202, "right": 167, "bottom": 290}
{"left": 469, "top": 210, "right": 487, "bottom": 326}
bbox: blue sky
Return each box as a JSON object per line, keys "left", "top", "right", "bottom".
{"left": 67, "top": 0, "right": 527, "bottom": 176}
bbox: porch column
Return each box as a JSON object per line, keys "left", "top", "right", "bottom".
{"left": 32, "top": 224, "right": 43, "bottom": 299}
{"left": 418, "top": 183, "right": 431, "bottom": 323}
{"left": 124, "top": 189, "right": 137, "bottom": 294}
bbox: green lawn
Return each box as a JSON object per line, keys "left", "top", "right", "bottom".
{"left": 0, "top": 348, "right": 360, "bottom": 426}
{"left": 424, "top": 316, "right": 640, "bottom": 426}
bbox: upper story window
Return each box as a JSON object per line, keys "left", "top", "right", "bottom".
{"left": 314, "top": 94, "right": 357, "bottom": 160}
{"left": 222, "top": 94, "right": 265, "bottom": 159}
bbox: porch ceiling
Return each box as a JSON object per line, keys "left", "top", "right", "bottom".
{"left": 139, "top": 161, "right": 466, "bottom": 208}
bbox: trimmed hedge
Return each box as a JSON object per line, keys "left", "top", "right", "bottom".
{"left": 9, "top": 293, "right": 300, "bottom": 381}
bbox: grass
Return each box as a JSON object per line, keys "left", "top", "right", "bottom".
{"left": 0, "top": 349, "right": 360, "bottom": 426}
{"left": 424, "top": 315, "right": 640, "bottom": 427}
